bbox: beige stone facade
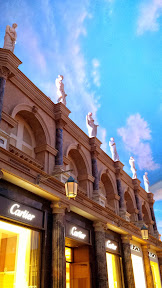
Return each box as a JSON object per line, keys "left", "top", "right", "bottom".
{"left": 0, "top": 48, "right": 162, "bottom": 288}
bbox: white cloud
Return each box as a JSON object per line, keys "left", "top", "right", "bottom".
{"left": 118, "top": 114, "right": 160, "bottom": 170}
{"left": 92, "top": 59, "right": 101, "bottom": 87}
{"left": 151, "top": 180, "right": 162, "bottom": 201}
{"left": 99, "top": 128, "right": 107, "bottom": 152}
{"left": 137, "top": 0, "right": 162, "bottom": 35}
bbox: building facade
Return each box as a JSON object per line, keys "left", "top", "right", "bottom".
{"left": 0, "top": 48, "right": 162, "bottom": 288}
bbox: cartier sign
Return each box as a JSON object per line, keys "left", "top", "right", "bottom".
{"left": 10, "top": 204, "right": 35, "bottom": 221}
{"left": 0, "top": 195, "right": 44, "bottom": 228}
{"left": 106, "top": 240, "right": 117, "bottom": 251}
{"left": 71, "top": 226, "right": 86, "bottom": 239}
{"left": 66, "top": 221, "right": 91, "bottom": 244}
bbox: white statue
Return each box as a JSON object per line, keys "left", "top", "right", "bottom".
{"left": 3, "top": 23, "right": 17, "bottom": 53}
{"left": 143, "top": 172, "right": 150, "bottom": 193}
{"left": 86, "top": 112, "right": 98, "bottom": 138}
{"left": 109, "top": 137, "right": 119, "bottom": 162}
{"left": 129, "top": 156, "right": 137, "bottom": 179}
{"left": 55, "top": 75, "right": 67, "bottom": 105}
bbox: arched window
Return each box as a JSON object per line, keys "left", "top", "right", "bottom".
{"left": 10, "top": 115, "right": 36, "bottom": 158}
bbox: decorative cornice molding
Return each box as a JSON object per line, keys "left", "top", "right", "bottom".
{"left": 78, "top": 173, "right": 95, "bottom": 182}
{"left": 1, "top": 111, "right": 17, "bottom": 128}
{"left": 34, "top": 144, "right": 57, "bottom": 156}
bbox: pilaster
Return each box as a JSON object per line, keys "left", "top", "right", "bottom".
{"left": 121, "top": 234, "right": 135, "bottom": 288}
{"left": 142, "top": 244, "right": 154, "bottom": 288}
{"left": 93, "top": 221, "right": 108, "bottom": 288}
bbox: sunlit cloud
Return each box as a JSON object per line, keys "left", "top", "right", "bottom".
{"left": 92, "top": 58, "right": 101, "bottom": 87}
{"left": 118, "top": 113, "right": 160, "bottom": 170}
{"left": 137, "top": 0, "right": 162, "bottom": 35}
{"left": 98, "top": 128, "right": 107, "bottom": 152}
{"left": 151, "top": 180, "right": 162, "bottom": 201}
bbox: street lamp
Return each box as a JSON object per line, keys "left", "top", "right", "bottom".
{"left": 141, "top": 225, "right": 149, "bottom": 240}
{"left": 65, "top": 176, "right": 78, "bottom": 199}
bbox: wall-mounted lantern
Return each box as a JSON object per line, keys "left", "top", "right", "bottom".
{"left": 141, "top": 225, "right": 149, "bottom": 240}
{"left": 65, "top": 176, "right": 78, "bottom": 199}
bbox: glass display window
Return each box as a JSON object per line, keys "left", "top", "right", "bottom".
{"left": 0, "top": 220, "right": 40, "bottom": 288}
{"left": 106, "top": 252, "right": 124, "bottom": 288}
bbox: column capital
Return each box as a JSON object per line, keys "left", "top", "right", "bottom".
{"left": 0, "top": 48, "right": 22, "bottom": 78}
{"left": 0, "top": 66, "right": 12, "bottom": 79}
{"left": 51, "top": 200, "right": 70, "bottom": 214}
{"left": 114, "top": 161, "right": 124, "bottom": 179}
{"left": 93, "top": 221, "right": 107, "bottom": 232}
{"left": 121, "top": 234, "right": 132, "bottom": 243}
{"left": 142, "top": 244, "right": 151, "bottom": 250}
{"left": 147, "top": 192, "right": 155, "bottom": 205}
{"left": 89, "top": 137, "right": 101, "bottom": 157}
{"left": 132, "top": 178, "right": 141, "bottom": 191}
{"left": 54, "top": 102, "right": 71, "bottom": 128}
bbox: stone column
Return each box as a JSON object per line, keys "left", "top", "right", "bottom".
{"left": 54, "top": 103, "right": 71, "bottom": 176}
{"left": 55, "top": 119, "right": 64, "bottom": 167}
{"left": 0, "top": 49, "right": 22, "bottom": 122}
{"left": 147, "top": 193, "right": 159, "bottom": 238}
{"left": 121, "top": 235, "right": 135, "bottom": 288}
{"left": 51, "top": 201, "right": 67, "bottom": 288}
{"left": 157, "top": 251, "right": 162, "bottom": 282}
{"left": 93, "top": 221, "right": 108, "bottom": 288}
{"left": 91, "top": 150, "right": 99, "bottom": 190}
{"left": 142, "top": 245, "right": 154, "bottom": 288}
{"left": 89, "top": 137, "right": 105, "bottom": 206}
{"left": 132, "top": 179, "right": 143, "bottom": 223}
{"left": 114, "top": 161, "right": 126, "bottom": 217}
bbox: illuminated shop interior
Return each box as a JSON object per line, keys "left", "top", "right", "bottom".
{"left": 0, "top": 220, "right": 40, "bottom": 288}
{"left": 150, "top": 258, "right": 161, "bottom": 288}
{"left": 106, "top": 252, "right": 124, "bottom": 288}
{"left": 65, "top": 245, "right": 90, "bottom": 288}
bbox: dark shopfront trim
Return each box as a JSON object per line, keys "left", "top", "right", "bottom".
{"left": 0, "top": 180, "right": 53, "bottom": 288}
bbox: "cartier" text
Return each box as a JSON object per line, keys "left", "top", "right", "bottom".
{"left": 10, "top": 204, "right": 35, "bottom": 221}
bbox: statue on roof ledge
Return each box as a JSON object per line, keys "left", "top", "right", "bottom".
{"left": 3, "top": 23, "right": 17, "bottom": 53}
{"left": 55, "top": 75, "right": 67, "bottom": 106}
{"left": 143, "top": 172, "right": 150, "bottom": 193}
{"left": 86, "top": 112, "right": 98, "bottom": 138}
{"left": 129, "top": 156, "right": 137, "bottom": 179}
{"left": 109, "top": 137, "right": 119, "bottom": 162}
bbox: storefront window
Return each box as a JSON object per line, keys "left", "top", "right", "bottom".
{"left": 106, "top": 252, "right": 124, "bottom": 288}
{"left": 65, "top": 247, "right": 73, "bottom": 288}
{"left": 0, "top": 220, "right": 40, "bottom": 288}
{"left": 130, "top": 242, "right": 146, "bottom": 288}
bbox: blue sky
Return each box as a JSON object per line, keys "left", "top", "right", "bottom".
{"left": 0, "top": 0, "right": 162, "bottom": 234}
